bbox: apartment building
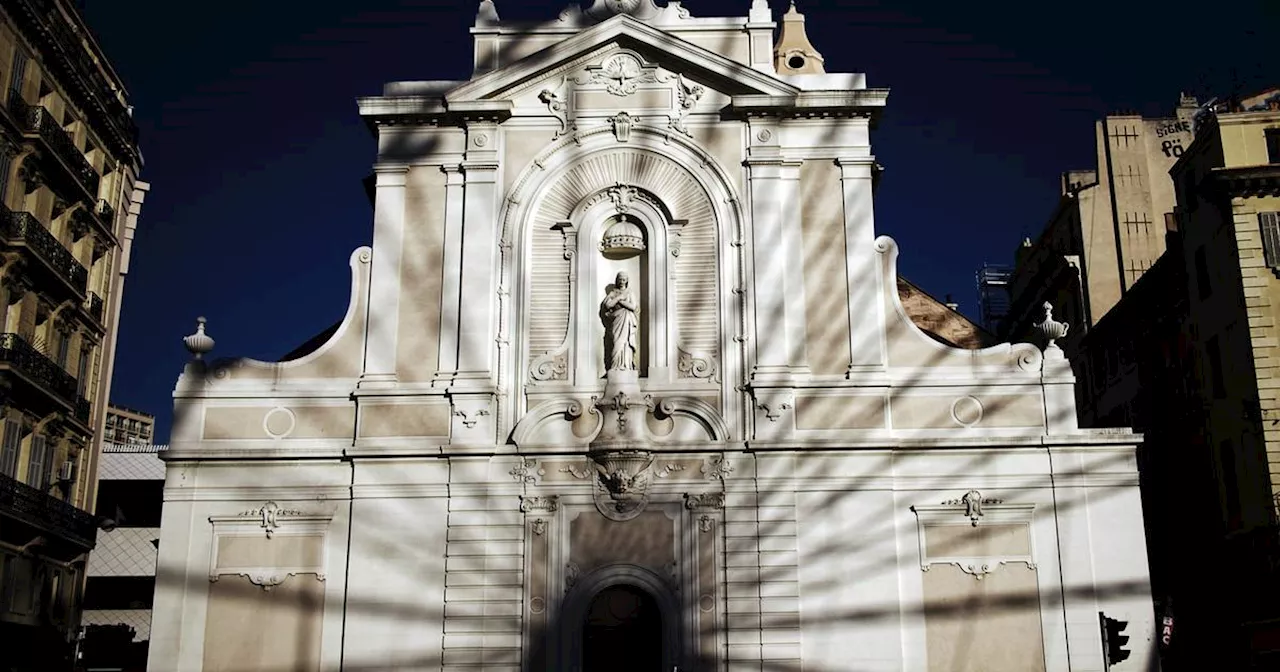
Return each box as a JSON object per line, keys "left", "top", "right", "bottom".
{"left": 0, "top": 1, "right": 146, "bottom": 669}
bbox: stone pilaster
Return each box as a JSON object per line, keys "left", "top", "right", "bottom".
{"left": 360, "top": 165, "right": 409, "bottom": 388}
{"left": 453, "top": 123, "right": 501, "bottom": 389}
{"left": 838, "top": 156, "right": 887, "bottom": 374}
{"left": 434, "top": 164, "right": 467, "bottom": 388}
{"left": 745, "top": 119, "right": 809, "bottom": 384}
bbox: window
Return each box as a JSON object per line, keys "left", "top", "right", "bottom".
{"left": 1207, "top": 335, "right": 1226, "bottom": 398}
{"left": 1262, "top": 212, "right": 1280, "bottom": 270}
{"left": 0, "top": 419, "right": 20, "bottom": 478}
{"left": 55, "top": 330, "right": 70, "bottom": 370}
{"left": 1195, "top": 246, "right": 1212, "bottom": 299}
{"left": 75, "top": 348, "right": 90, "bottom": 397}
{"left": 0, "top": 149, "right": 11, "bottom": 206}
{"left": 1266, "top": 128, "right": 1280, "bottom": 164}
{"left": 24, "top": 435, "right": 49, "bottom": 490}
{"left": 6, "top": 51, "right": 26, "bottom": 102}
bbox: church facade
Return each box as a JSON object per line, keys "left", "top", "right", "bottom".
{"left": 147, "top": 2, "right": 1157, "bottom": 670}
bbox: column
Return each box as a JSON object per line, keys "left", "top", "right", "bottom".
{"left": 360, "top": 165, "right": 409, "bottom": 388}
{"left": 837, "top": 156, "right": 887, "bottom": 373}
{"left": 434, "top": 164, "right": 466, "bottom": 388}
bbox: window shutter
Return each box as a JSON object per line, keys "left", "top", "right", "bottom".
{"left": 25, "top": 435, "right": 47, "bottom": 489}
{"left": 1260, "top": 212, "right": 1280, "bottom": 270}
{"left": 7, "top": 52, "right": 26, "bottom": 102}
{"left": 0, "top": 420, "right": 19, "bottom": 477}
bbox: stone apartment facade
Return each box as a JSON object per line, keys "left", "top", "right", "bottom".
{"left": 1003, "top": 96, "right": 1201, "bottom": 354}
{"left": 148, "top": 3, "right": 1156, "bottom": 671}
{"left": 1077, "top": 88, "right": 1280, "bottom": 669}
{"left": 0, "top": 1, "right": 148, "bottom": 669}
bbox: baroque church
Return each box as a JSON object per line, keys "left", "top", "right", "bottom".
{"left": 148, "top": 2, "right": 1157, "bottom": 670}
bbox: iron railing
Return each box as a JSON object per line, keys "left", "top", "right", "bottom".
{"left": 0, "top": 332, "right": 80, "bottom": 408}
{"left": 0, "top": 202, "right": 89, "bottom": 293}
{"left": 95, "top": 199, "right": 115, "bottom": 228}
{"left": 83, "top": 291, "right": 104, "bottom": 324}
{"left": 0, "top": 470, "right": 96, "bottom": 549}
{"left": 8, "top": 95, "right": 100, "bottom": 198}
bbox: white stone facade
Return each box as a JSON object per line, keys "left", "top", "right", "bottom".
{"left": 148, "top": 2, "right": 1157, "bottom": 671}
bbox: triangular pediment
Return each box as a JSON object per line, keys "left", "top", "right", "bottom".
{"left": 446, "top": 14, "right": 800, "bottom": 104}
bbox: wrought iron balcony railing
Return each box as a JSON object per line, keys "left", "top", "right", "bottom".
{"left": 0, "top": 203, "right": 89, "bottom": 295}
{"left": 8, "top": 96, "right": 101, "bottom": 199}
{"left": 83, "top": 291, "right": 104, "bottom": 324}
{"left": 0, "top": 332, "right": 81, "bottom": 410}
{"left": 0, "top": 471, "right": 96, "bottom": 550}
{"left": 95, "top": 199, "right": 115, "bottom": 228}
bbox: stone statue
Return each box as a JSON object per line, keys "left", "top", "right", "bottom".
{"left": 601, "top": 272, "right": 639, "bottom": 371}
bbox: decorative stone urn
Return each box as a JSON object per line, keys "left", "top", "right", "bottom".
{"left": 1033, "top": 302, "right": 1069, "bottom": 350}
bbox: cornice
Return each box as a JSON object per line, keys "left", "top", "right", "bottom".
{"left": 1209, "top": 165, "right": 1280, "bottom": 197}
{"left": 4, "top": 0, "right": 141, "bottom": 166}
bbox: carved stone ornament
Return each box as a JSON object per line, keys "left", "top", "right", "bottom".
{"left": 911, "top": 493, "right": 1037, "bottom": 581}
{"left": 669, "top": 73, "right": 705, "bottom": 137}
{"left": 511, "top": 458, "right": 545, "bottom": 485}
{"left": 610, "top": 111, "right": 635, "bottom": 142}
{"left": 1034, "top": 301, "right": 1069, "bottom": 350}
{"left": 699, "top": 515, "right": 715, "bottom": 533}
{"left": 538, "top": 86, "right": 573, "bottom": 138}
{"left": 18, "top": 161, "right": 42, "bottom": 194}
{"left": 607, "top": 183, "right": 639, "bottom": 214}
{"left": 677, "top": 347, "right": 718, "bottom": 380}
{"left": 941, "top": 490, "right": 1004, "bottom": 527}
{"left": 758, "top": 394, "right": 795, "bottom": 423}
{"left": 208, "top": 503, "right": 333, "bottom": 591}
{"left": 684, "top": 492, "right": 725, "bottom": 510}
{"left": 529, "top": 350, "right": 568, "bottom": 382}
{"left": 532, "top": 518, "right": 548, "bottom": 536}
{"left": 520, "top": 495, "right": 560, "bottom": 514}
{"left": 67, "top": 211, "right": 91, "bottom": 242}
{"left": 590, "top": 450, "right": 655, "bottom": 522}
{"left": 700, "top": 455, "right": 733, "bottom": 481}
{"left": 576, "top": 52, "right": 666, "bottom": 97}
{"left": 566, "top": 561, "right": 582, "bottom": 591}
{"left": 240, "top": 501, "right": 304, "bottom": 539}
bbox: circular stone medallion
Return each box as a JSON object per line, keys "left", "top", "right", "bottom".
{"left": 950, "top": 396, "right": 984, "bottom": 427}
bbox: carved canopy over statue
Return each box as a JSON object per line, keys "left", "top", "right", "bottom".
{"left": 601, "top": 272, "right": 640, "bottom": 371}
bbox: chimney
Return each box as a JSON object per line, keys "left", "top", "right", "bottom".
{"left": 944, "top": 294, "right": 960, "bottom": 312}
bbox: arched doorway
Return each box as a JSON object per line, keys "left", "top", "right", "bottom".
{"left": 582, "top": 585, "right": 662, "bottom": 671}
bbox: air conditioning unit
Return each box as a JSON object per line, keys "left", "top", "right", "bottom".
{"left": 57, "top": 460, "right": 75, "bottom": 483}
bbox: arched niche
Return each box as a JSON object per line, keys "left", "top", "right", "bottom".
{"left": 500, "top": 125, "right": 748, "bottom": 437}
{"left": 572, "top": 187, "right": 674, "bottom": 383}
{"left": 557, "top": 564, "right": 683, "bottom": 672}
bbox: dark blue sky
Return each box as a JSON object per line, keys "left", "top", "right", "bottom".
{"left": 82, "top": 1, "right": 1275, "bottom": 441}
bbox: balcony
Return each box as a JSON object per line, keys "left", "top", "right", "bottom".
{"left": 9, "top": 96, "right": 101, "bottom": 201}
{"left": 0, "top": 333, "right": 90, "bottom": 430}
{"left": 0, "top": 471, "right": 96, "bottom": 550}
{"left": 81, "top": 291, "right": 104, "bottom": 328}
{"left": 95, "top": 199, "right": 115, "bottom": 230}
{"left": 0, "top": 203, "right": 88, "bottom": 299}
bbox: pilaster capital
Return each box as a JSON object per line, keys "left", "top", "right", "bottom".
{"left": 372, "top": 164, "right": 410, "bottom": 187}
{"left": 835, "top": 156, "right": 877, "bottom": 179}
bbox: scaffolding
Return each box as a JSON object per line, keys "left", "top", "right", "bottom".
{"left": 977, "top": 264, "right": 1014, "bottom": 334}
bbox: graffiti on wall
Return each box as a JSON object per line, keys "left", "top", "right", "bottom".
{"left": 1155, "top": 120, "right": 1192, "bottom": 159}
